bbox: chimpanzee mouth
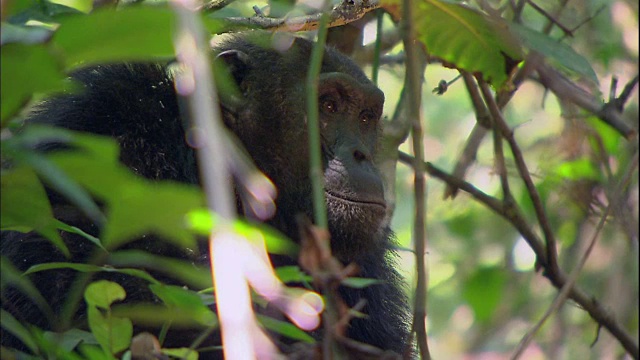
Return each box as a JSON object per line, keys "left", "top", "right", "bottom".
{"left": 325, "top": 191, "right": 387, "bottom": 210}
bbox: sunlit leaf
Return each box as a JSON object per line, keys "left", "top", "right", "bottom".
{"left": 150, "top": 284, "right": 217, "bottom": 327}
{"left": 186, "top": 209, "right": 298, "bottom": 255}
{"left": 380, "top": 0, "right": 523, "bottom": 88}
{"left": 161, "top": 348, "right": 199, "bottom": 360}
{"left": 84, "top": 280, "right": 132, "bottom": 355}
{"left": 553, "top": 158, "right": 600, "bottom": 181}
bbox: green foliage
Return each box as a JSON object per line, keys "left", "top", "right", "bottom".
{"left": 0, "top": 310, "right": 39, "bottom": 354}
{"left": 340, "top": 277, "right": 382, "bottom": 289}
{"left": 461, "top": 266, "right": 507, "bottom": 323}
{"left": 52, "top": 7, "right": 178, "bottom": 68}
{"left": 112, "top": 285, "right": 218, "bottom": 328}
{"left": 510, "top": 23, "right": 598, "bottom": 84}
{"left": 2, "top": 0, "right": 637, "bottom": 357}
{"left": 257, "top": 315, "right": 315, "bottom": 344}
{"left": 108, "top": 250, "right": 212, "bottom": 289}
{"left": 24, "top": 261, "right": 161, "bottom": 284}
{"left": 1, "top": 165, "right": 68, "bottom": 255}
{"left": 383, "top": 0, "right": 525, "bottom": 88}
{"left": 186, "top": 209, "right": 299, "bottom": 256}
{"left": 0, "top": 44, "right": 69, "bottom": 124}
{"left": 84, "top": 280, "right": 133, "bottom": 356}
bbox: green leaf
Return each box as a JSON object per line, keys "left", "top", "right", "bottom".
{"left": 186, "top": 209, "right": 298, "bottom": 255}
{"left": 462, "top": 266, "right": 507, "bottom": 322}
{"left": 8, "top": 0, "right": 84, "bottom": 25}
{"left": 85, "top": 280, "right": 127, "bottom": 309}
{"left": 84, "top": 280, "right": 133, "bottom": 355}
{"left": 52, "top": 6, "right": 180, "bottom": 68}
{"left": 43, "top": 329, "right": 99, "bottom": 353}
{"left": 24, "top": 261, "right": 161, "bottom": 285}
{"left": 257, "top": 315, "right": 315, "bottom": 344}
{"left": 149, "top": 284, "right": 217, "bottom": 326}
{"left": 589, "top": 116, "right": 622, "bottom": 154}
{"left": 3, "top": 127, "right": 105, "bottom": 223}
{"left": 108, "top": 250, "right": 211, "bottom": 290}
{"left": 0, "top": 43, "right": 68, "bottom": 124}
{"left": 553, "top": 158, "right": 600, "bottom": 181}
{"left": 161, "top": 348, "right": 199, "bottom": 360}
{"left": 340, "top": 277, "right": 381, "bottom": 289}
{"left": 0, "top": 165, "right": 69, "bottom": 256}
{"left": 79, "top": 344, "right": 114, "bottom": 360}
{"left": 275, "top": 266, "right": 313, "bottom": 284}
{"left": 1, "top": 258, "right": 54, "bottom": 321}
{"left": 113, "top": 304, "right": 218, "bottom": 328}
{"left": 101, "top": 182, "right": 204, "bottom": 250}
{"left": 411, "top": 0, "right": 523, "bottom": 88}
{"left": 0, "top": 309, "right": 39, "bottom": 353}
{"left": 510, "top": 23, "right": 599, "bottom": 84}
{"left": 55, "top": 220, "right": 103, "bottom": 249}
{"left": 36, "top": 128, "right": 204, "bottom": 250}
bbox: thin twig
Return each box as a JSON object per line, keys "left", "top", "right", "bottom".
{"left": 444, "top": 54, "right": 540, "bottom": 199}
{"left": 479, "top": 79, "right": 560, "bottom": 274}
{"left": 536, "top": 63, "right": 636, "bottom": 139}
{"left": 400, "top": 0, "right": 430, "bottom": 355}
{"left": 477, "top": 76, "right": 512, "bottom": 200}
{"left": 511, "top": 151, "right": 639, "bottom": 359}
{"left": 399, "top": 153, "right": 640, "bottom": 358}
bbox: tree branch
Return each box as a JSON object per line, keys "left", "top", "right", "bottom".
{"left": 536, "top": 63, "right": 637, "bottom": 139}
{"left": 398, "top": 152, "right": 640, "bottom": 359}
{"left": 218, "top": 0, "right": 381, "bottom": 33}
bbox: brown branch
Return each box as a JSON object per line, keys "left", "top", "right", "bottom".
{"left": 512, "top": 201, "right": 611, "bottom": 359}
{"left": 398, "top": 152, "right": 640, "bottom": 358}
{"left": 198, "top": 0, "right": 236, "bottom": 12}
{"left": 477, "top": 76, "right": 512, "bottom": 201}
{"left": 528, "top": 0, "right": 572, "bottom": 36}
{"left": 218, "top": 0, "right": 381, "bottom": 33}
{"left": 612, "top": 74, "right": 639, "bottom": 111}
{"left": 536, "top": 63, "right": 636, "bottom": 139}
{"left": 479, "top": 79, "right": 560, "bottom": 274}
{"left": 443, "top": 54, "right": 541, "bottom": 199}
{"left": 400, "top": 0, "right": 430, "bottom": 353}
{"left": 512, "top": 151, "right": 639, "bottom": 358}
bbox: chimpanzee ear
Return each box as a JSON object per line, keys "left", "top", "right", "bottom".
{"left": 215, "top": 49, "right": 251, "bottom": 86}
{"left": 213, "top": 49, "right": 251, "bottom": 112}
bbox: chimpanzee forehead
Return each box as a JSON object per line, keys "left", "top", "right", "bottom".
{"left": 215, "top": 32, "right": 376, "bottom": 88}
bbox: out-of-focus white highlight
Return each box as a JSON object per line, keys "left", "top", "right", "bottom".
{"left": 211, "top": 229, "right": 324, "bottom": 359}
{"left": 512, "top": 237, "right": 536, "bottom": 272}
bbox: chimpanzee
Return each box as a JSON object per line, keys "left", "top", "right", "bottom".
{"left": 1, "top": 31, "right": 411, "bottom": 356}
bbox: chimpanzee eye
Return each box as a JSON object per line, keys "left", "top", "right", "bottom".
{"left": 360, "top": 111, "right": 377, "bottom": 125}
{"left": 320, "top": 96, "right": 338, "bottom": 114}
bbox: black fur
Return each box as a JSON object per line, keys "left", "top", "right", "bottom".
{"left": 1, "top": 32, "right": 410, "bottom": 356}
